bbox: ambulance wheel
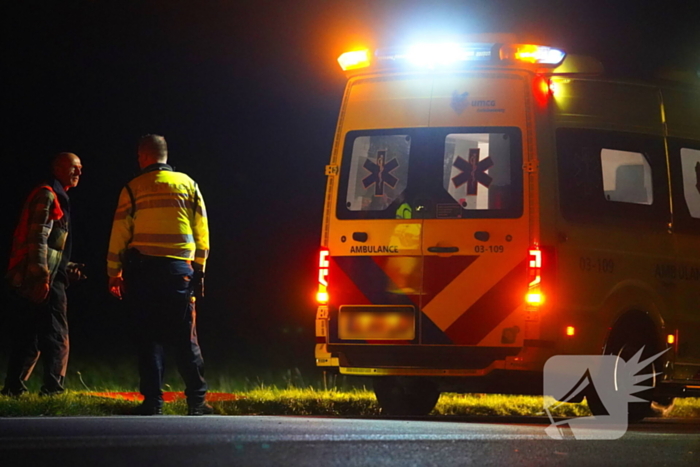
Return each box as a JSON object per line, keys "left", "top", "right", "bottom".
{"left": 373, "top": 377, "right": 440, "bottom": 416}
{"left": 589, "top": 313, "right": 660, "bottom": 423}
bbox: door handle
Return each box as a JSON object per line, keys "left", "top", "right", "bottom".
{"left": 352, "top": 232, "right": 368, "bottom": 242}
{"left": 427, "top": 246, "right": 459, "bottom": 253}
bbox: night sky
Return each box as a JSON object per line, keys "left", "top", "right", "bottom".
{"left": 2, "top": 1, "right": 698, "bottom": 376}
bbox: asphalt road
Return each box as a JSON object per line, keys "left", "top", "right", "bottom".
{"left": 0, "top": 416, "right": 698, "bottom": 466}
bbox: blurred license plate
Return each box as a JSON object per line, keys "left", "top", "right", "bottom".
{"left": 338, "top": 306, "right": 415, "bottom": 340}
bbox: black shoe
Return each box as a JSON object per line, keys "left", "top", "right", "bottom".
{"left": 188, "top": 402, "right": 214, "bottom": 416}
{"left": 132, "top": 404, "right": 164, "bottom": 415}
{"left": 0, "top": 387, "right": 26, "bottom": 397}
{"left": 39, "top": 389, "right": 65, "bottom": 397}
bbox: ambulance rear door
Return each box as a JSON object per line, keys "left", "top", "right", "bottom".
{"left": 418, "top": 72, "right": 531, "bottom": 349}
{"left": 327, "top": 75, "right": 432, "bottom": 347}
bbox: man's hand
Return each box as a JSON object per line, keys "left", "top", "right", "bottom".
{"left": 109, "top": 276, "right": 125, "bottom": 300}
{"left": 193, "top": 267, "right": 205, "bottom": 299}
{"left": 67, "top": 262, "right": 88, "bottom": 283}
{"left": 28, "top": 281, "right": 50, "bottom": 304}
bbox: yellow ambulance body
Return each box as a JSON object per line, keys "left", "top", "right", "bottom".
{"left": 315, "top": 36, "right": 700, "bottom": 417}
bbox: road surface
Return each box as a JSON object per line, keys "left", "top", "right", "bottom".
{"left": 0, "top": 415, "right": 697, "bottom": 466}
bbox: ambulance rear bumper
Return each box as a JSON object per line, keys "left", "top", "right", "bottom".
{"left": 328, "top": 344, "right": 521, "bottom": 370}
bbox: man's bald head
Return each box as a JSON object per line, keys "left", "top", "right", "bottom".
{"left": 138, "top": 134, "right": 168, "bottom": 169}
{"left": 52, "top": 152, "right": 82, "bottom": 190}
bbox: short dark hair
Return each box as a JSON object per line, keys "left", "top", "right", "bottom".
{"left": 138, "top": 134, "right": 168, "bottom": 160}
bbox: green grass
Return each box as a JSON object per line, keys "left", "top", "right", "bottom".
{"left": 1, "top": 388, "right": 698, "bottom": 418}
{"left": 1, "top": 358, "right": 698, "bottom": 418}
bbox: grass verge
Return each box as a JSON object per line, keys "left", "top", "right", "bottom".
{"left": 1, "top": 389, "right": 699, "bottom": 418}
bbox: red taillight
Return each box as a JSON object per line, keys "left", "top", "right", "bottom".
{"left": 316, "top": 249, "right": 329, "bottom": 304}
{"left": 533, "top": 75, "right": 552, "bottom": 107}
{"left": 526, "top": 247, "right": 544, "bottom": 307}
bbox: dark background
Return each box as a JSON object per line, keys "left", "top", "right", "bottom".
{"left": 1, "top": 1, "right": 698, "bottom": 385}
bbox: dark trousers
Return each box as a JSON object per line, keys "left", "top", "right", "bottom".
{"left": 2, "top": 279, "right": 69, "bottom": 395}
{"left": 124, "top": 253, "right": 207, "bottom": 407}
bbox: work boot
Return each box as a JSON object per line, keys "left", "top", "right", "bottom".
{"left": 0, "top": 386, "right": 27, "bottom": 397}
{"left": 188, "top": 402, "right": 214, "bottom": 416}
{"left": 132, "top": 403, "right": 164, "bottom": 415}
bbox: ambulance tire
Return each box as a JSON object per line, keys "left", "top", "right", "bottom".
{"left": 588, "top": 314, "right": 659, "bottom": 423}
{"left": 373, "top": 377, "right": 440, "bottom": 416}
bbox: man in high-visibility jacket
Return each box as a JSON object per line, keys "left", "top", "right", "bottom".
{"left": 107, "top": 134, "right": 211, "bottom": 415}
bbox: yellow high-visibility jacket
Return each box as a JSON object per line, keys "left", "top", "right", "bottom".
{"left": 107, "top": 164, "right": 209, "bottom": 277}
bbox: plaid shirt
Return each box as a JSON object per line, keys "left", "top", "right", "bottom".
{"left": 6, "top": 180, "right": 69, "bottom": 296}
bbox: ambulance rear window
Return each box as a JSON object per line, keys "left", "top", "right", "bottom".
{"left": 344, "top": 134, "right": 411, "bottom": 213}
{"left": 337, "top": 127, "right": 523, "bottom": 220}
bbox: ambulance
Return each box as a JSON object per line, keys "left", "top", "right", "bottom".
{"left": 315, "top": 34, "right": 700, "bottom": 419}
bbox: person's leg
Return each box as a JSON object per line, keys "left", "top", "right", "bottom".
{"left": 166, "top": 261, "right": 208, "bottom": 411}
{"left": 2, "top": 292, "right": 40, "bottom": 396}
{"left": 135, "top": 336, "right": 165, "bottom": 409}
{"left": 174, "top": 305, "right": 207, "bottom": 407}
{"left": 38, "top": 279, "right": 69, "bottom": 395}
{"left": 126, "top": 260, "right": 165, "bottom": 411}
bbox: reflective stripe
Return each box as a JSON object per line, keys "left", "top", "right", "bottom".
{"left": 107, "top": 252, "right": 121, "bottom": 262}
{"left": 132, "top": 233, "right": 194, "bottom": 244}
{"left": 134, "top": 244, "right": 195, "bottom": 259}
{"left": 135, "top": 198, "right": 194, "bottom": 211}
{"left": 134, "top": 192, "right": 190, "bottom": 202}
{"left": 195, "top": 249, "right": 209, "bottom": 259}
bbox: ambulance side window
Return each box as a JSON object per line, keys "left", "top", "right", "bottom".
{"left": 600, "top": 149, "right": 653, "bottom": 205}
{"left": 557, "top": 128, "right": 668, "bottom": 229}
{"left": 342, "top": 134, "right": 411, "bottom": 217}
{"left": 668, "top": 139, "right": 700, "bottom": 234}
{"left": 679, "top": 147, "right": 700, "bottom": 218}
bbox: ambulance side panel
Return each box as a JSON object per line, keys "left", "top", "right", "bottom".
{"left": 664, "top": 85, "right": 700, "bottom": 377}
{"left": 548, "top": 79, "right": 672, "bottom": 360}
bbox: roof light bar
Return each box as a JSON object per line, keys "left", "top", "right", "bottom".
{"left": 500, "top": 44, "right": 566, "bottom": 65}
{"left": 337, "top": 42, "right": 566, "bottom": 71}
{"left": 406, "top": 43, "right": 490, "bottom": 67}
{"left": 376, "top": 43, "right": 494, "bottom": 67}
{"left": 338, "top": 50, "right": 371, "bottom": 71}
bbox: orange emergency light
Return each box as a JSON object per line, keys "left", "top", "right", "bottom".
{"left": 338, "top": 50, "right": 371, "bottom": 71}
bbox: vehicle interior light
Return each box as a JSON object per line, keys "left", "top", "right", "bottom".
{"left": 566, "top": 326, "right": 575, "bottom": 337}
{"left": 338, "top": 50, "right": 370, "bottom": 71}
{"left": 500, "top": 44, "right": 566, "bottom": 65}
